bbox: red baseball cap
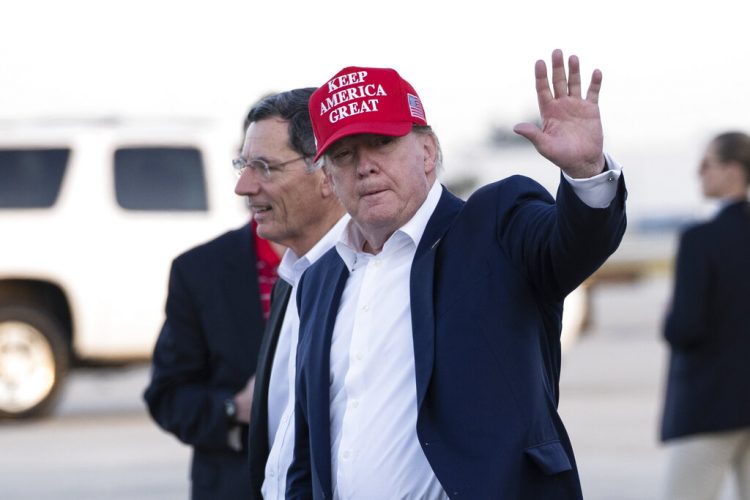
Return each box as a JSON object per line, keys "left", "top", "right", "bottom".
{"left": 309, "top": 66, "right": 428, "bottom": 162}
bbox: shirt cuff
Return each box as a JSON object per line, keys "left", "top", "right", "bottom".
{"left": 562, "top": 152, "right": 623, "bottom": 208}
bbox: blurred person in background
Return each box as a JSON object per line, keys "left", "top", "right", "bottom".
{"left": 235, "top": 88, "right": 348, "bottom": 500}
{"left": 143, "top": 107, "right": 284, "bottom": 498}
{"left": 661, "top": 131, "right": 750, "bottom": 500}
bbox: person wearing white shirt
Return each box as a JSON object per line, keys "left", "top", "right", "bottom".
{"left": 288, "top": 51, "right": 627, "bottom": 499}
{"left": 233, "top": 88, "right": 347, "bottom": 500}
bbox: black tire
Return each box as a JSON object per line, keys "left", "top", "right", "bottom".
{"left": 0, "top": 305, "right": 70, "bottom": 419}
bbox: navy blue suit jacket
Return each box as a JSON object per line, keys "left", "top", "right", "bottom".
{"left": 288, "top": 175, "right": 627, "bottom": 500}
{"left": 661, "top": 200, "right": 750, "bottom": 441}
{"left": 144, "top": 223, "right": 266, "bottom": 500}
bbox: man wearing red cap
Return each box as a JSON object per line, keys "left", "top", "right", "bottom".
{"left": 288, "top": 50, "right": 627, "bottom": 499}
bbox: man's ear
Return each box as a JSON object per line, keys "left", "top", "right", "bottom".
{"left": 321, "top": 166, "right": 336, "bottom": 197}
{"left": 423, "top": 133, "right": 438, "bottom": 175}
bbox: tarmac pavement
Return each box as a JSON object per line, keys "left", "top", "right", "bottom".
{"left": 0, "top": 276, "right": 741, "bottom": 499}
{"left": 560, "top": 276, "right": 738, "bottom": 500}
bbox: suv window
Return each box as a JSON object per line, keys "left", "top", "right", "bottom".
{"left": 114, "top": 147, "right": 208, "bottom": 211}
{"left": 0, "top": 148, "right": 70, "bottom": 208}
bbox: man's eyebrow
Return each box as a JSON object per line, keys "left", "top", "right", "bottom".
{"left": 246, "top": 154, "right": 276, "bottom": 162}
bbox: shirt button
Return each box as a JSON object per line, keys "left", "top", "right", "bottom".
{"left": 362, "top": 304, "right": 370, "bottom": 312}
{"left": 356, "top": 352, "right": 364, "bottom": 361}
{"left": 269, "top": 470, "right": 275, "bottom": 477}
{"left": 351, "top": 400, "right": 359, "bottom": 408}
{"left": 343, "top": 451, "right": 351, "bottom": 459}
{"left": 373, "top": 259, "right": 382, "bottom": 267}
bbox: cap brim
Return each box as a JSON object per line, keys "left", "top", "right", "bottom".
{"left": 313, "top": 121, "right": 414, "bottom": 162}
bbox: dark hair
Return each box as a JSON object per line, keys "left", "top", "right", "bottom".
{"left": 245, "top": 88, "right": 317, "bottom": 159}
{"left": 713, "top": 131, "right": 750, "bottom": 185}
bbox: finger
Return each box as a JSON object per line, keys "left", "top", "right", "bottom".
{"left": 534, "top": 59, "right": 552, "bottom": 108}
{"left": 551, "top": 49, "right": 567, "bottom": 98}
{"left": 585, "top": 68, "right": 603, "bottom": 104}
{"left": 567, "top": 55, "right": 581, "bottom": 98}
{"left": 513, "top": 122, "right": 542, "bottom": 145}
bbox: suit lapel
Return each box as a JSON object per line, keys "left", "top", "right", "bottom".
{"left": 255, "top": 279, "right": 292, "bottom": 419}
{"left": 410, "top": 187, "right": 463, "bottom": 409}
{"left": 311, "top": 260, "right": 350, "bottom": 497}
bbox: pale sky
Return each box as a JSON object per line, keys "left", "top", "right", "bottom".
{"left": 3, "top": 0, "right": 750, "bottom": 215}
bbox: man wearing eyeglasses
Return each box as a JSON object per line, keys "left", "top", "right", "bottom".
{"left": 144, "top": 88, "right": 345, "bottom": 500}
{"left": 287, "top": 51, "right": 627, "bottom": 499}
{"left": 234, "top": 88, "right": 348, "bottom": 500}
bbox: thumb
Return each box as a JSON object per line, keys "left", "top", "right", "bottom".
{"left": 513, "top": 122, "right": 541, "bottom": 145}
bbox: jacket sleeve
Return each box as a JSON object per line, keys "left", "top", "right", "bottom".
{"left": 143, "top": 258, "right": 236, "bottom": 451}
{"left": 664, "top": 229, "right": 711, "bottom": 348}
{"left": 495, "top": 173, "right": 627, "bottom": 302}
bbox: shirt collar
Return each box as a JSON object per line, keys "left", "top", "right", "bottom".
{"left": 336, "top": 181, "right": 443, "bottom": 269}
{"left": 278, "top": 214, "right": 350, "bottom": 286}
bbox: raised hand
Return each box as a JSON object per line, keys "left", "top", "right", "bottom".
{"left": 513, "top": 49, "right": 605, "bottom": 178}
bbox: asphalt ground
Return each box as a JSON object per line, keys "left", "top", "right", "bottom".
{"left": 0, "top": 276, "right": 741, "bottom": 499}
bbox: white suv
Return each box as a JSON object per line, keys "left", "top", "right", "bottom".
{"left": 0, "top": 118, "right": 247, "bottom": 418}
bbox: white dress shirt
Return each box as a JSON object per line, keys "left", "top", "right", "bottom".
{"left": 327, "top": 159, "right": 622, "bottom": 499}
{"left": 261, "top": 215, "right": 350, "bottom": 500}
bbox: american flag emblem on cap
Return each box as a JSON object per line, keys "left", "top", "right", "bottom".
{"left": 407, "top": 93, "right": 425, "bottom": 121}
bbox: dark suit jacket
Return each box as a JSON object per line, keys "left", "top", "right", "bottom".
{"left": 661, "top": 200, "right": 750, "bottom": 441}
{"left": 248, "top": 279, "right": 293, "bottom": 500}
{"left": 288, "top": 175, "right": 627, "bottom": 500}
{"left": 143, "top": 223, "right": 266, "bottom": 500}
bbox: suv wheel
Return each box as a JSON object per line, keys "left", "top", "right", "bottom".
{"left": 0, "top": 306, "right": 69, "bottom": 419}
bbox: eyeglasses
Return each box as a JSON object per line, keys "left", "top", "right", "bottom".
{"left": 232, "top": 155, "right": 306, "bottom": 180}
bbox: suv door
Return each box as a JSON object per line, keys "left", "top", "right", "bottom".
{"left": 0, "top": 147, "right": 72, "bottom": 418}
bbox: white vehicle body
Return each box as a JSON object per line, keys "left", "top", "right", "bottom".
{"left": 0, "top": 118, "right": 248, "bottom": 417}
